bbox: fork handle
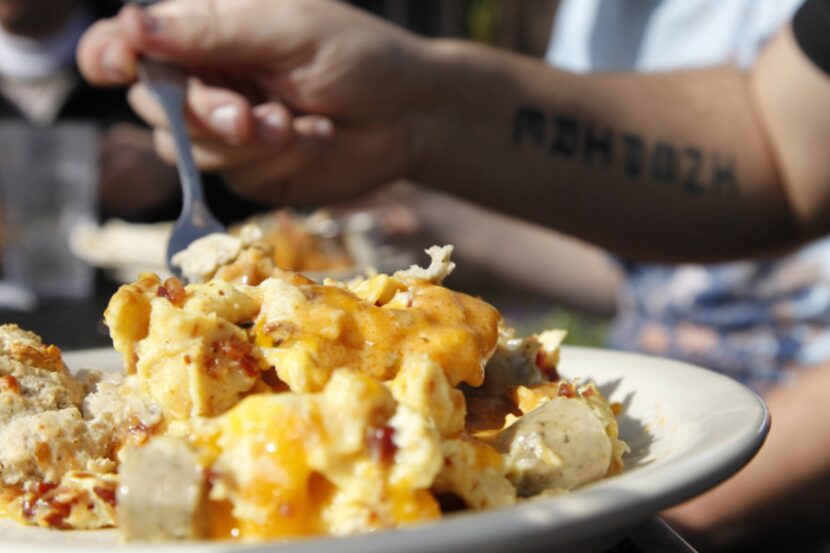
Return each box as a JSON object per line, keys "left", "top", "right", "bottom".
{"left": 148, "top": 64, "right": 208, "bottom": 217}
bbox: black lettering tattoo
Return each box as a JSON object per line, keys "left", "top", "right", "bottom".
{"left": 651, "top": 142, "right": 678, "bottom": 184}
{"left": 711, "top": 154, "right": 739, "bottom": 196}
{"left": 512, "top": 106, "right": 545, "bottom": 146}
{"left": 550, "top": 116, "right": 580, "bottom": 158}
{"left": 510, "top": 105, "right": 740, "bottom": 197}
{"left": 621, "top": 133, "right": 646, "bottom": 178}
{"left": 682, "top": 148, "right": 705, "bottom": 195}
{"left": 584, "top": 124, "right": 613, "bottom": 165}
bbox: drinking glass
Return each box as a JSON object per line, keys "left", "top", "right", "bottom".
{"left": 0, "top": 122, "right": 98, "bottom": 300}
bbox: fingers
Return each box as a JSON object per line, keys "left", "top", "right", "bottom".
{"left": 222, "top": 126, "right": 401, "bottom": 206}
{"left": 130, "top": 75, "right": 335, "bottom": 149}
{"left": 153, "top": 130, "right": 275, "bottom": 171}
{"left": 152, "top": 115, "right": 334, "bottom": 172}
{"left": 223, "top": 155, "right": 315, "bottom": 205}
{"left": 79, "top": 0, "right": 308, "bottom": 86}
{"left": 253, "top": 103, "right": 294, "bottom": 146}
{"left": 129, "top": 80, "right": 256, "bottom": 144}
{"left": 77, "top": 18, "right": 138, "bottom": 85}
{"left": 293, "top": 115, "right": 335, "bottom": 142}
{"left": 117, "top": 1, "right": 305, "bottom": 64}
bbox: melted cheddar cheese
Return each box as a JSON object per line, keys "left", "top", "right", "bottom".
{"left": 255, "top": 275, "right": 500, "bottom": 393}
{"left": 193, "top": 371, "right": 442, "bottom": 538}
{"left": 1, "top": 245, "right": 628, "bottom": 540}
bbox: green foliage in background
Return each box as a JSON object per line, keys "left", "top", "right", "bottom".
{"left": 509, "top": 308, "right": 610, "bottom": 348}
{"left": 464, "top": 0, "right": 500, "bottom": 43}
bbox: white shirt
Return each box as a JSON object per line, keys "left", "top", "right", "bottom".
{"left": 547, "top": 0, "right": 802, "bottom": 72}
{"left": 0, "top": 7, "right": 92, "bottom": 124}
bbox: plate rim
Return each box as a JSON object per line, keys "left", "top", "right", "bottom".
{"left": 3, "top": 346, "right": 769, "bottom": 552}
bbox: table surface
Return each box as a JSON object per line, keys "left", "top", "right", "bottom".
{"left": 0, "top": 280, "right": 697, "bottom": 553}
{"left": 613, "top": 519, "right": 697, "bottom": 553}
{"left": 0, "top": 276, "right": 118, "bottom": 350}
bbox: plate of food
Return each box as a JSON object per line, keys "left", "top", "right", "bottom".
{"left": 0, "top": 240, "right": 768, "bottom": 553}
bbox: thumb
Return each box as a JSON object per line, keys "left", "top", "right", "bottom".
{"left": 118, "top": 0, "right": 304, "bottom": 65}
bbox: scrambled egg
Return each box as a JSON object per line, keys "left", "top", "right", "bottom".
{"left": 195, "top": 371, "right": 442, "bottom": 539}
{"left": 0, "top": 243, "right": 628, "bottom": 540}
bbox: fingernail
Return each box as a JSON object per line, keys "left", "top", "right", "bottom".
{"left": 313, "top": 119, "right": 334, "bottom": 140}
{"left": 101, "top": 44, "right": 130, "bottom": 82}
{"left": 210, "top": 104, "right": 242, "bottom": 143}
{"left": 135, "top": 6, "right": 162, "bottom": 35}
{"left": 255, "top": 109, "right": 288, "bottom": 145}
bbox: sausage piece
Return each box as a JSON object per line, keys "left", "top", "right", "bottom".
{"left": 117, "top": 437, "right": 208, "bottom": 541}
{"left": 497, "top": 397, "right": 612, "bottom": 496}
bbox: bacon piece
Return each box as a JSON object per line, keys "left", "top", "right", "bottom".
{"left": 557, "top": 382, "right": 576, "bottom": 398}
{"left": 368, "top": 425, "right": 397, "bottom": 465}
{"left": 205, "top": 337, "right": 260, "bottom": 378}
{"left": 156, "top": 277, "right": 187, "bottom": 307}
{"left": 94, "top": 486, "right": 117, "bottom": 507}
{"left": 535, "top": 350, "right": 560, "bottom": 381}
{"left": 2, "top": 375, "right": 20, "bottom": 394}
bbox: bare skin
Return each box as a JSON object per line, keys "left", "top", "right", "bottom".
{"left": 665, "top": 359, "right": 830, "bottom": 550}
{"left": 375, "top": 183, "right": 622, "bottom": 316}
{"left": 664, "top": 28, "right": 830, "bottom": 550}
{"left": 76, "top": 1, "right": 830, "bottom": 548}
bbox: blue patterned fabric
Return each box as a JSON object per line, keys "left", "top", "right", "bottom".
{"left": 608, "top": 240, "right": 830, "bottom": 393}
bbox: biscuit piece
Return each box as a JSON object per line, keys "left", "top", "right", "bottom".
{"left": 0, "top": 324, "right": 160, "bottom": 530}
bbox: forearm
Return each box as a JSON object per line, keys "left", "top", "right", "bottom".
{"left": 664, "top": 364, "right": 830, "bottom": 549}
{"left": 403, "top": 186, "right": 621, "bottom": 315}
{"left": 410, "top": 40, "right": 803, "bottom": 262}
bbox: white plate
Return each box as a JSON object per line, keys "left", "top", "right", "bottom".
{"left": 0, "top": 347, "right": 769, "bottom": 553}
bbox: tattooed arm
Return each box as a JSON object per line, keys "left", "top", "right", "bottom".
{"left": 661, "top": 18, "right": 830, "bottom": 549}
{"left": 410, "top": 42, "right": 802, "bottom": 262}
{"left": 77, "top": 0, "right": 830, "bottom": 262}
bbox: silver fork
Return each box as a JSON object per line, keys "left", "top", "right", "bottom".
{"left": 124, "top": 1, "right": 226, "bottom": 279}
{"left": 139, "top": 60, "right": 226, "bottom": 279}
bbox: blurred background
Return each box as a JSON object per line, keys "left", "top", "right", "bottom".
{"left": 352, "top": 0, "right": 557, "bottom": 55}
{"left": 2, "top": 1, "right": 829, "bottom": 552}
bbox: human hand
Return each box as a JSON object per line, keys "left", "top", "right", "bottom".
{"left": 78, "top": 0, "right": 434, "bottom": 205}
